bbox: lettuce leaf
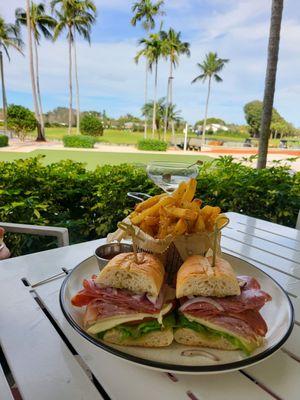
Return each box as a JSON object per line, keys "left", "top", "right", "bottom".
{"left": 97, "top": 313, "right": 176, "bottom": 340}
{"left": 177, "top": 314, "right": 254, "bottom": 355}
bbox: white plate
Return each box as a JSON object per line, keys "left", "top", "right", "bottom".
{"left": 60, "top": 253, "right": 294, "bottom": 374}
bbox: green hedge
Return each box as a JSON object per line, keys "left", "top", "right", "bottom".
{"left": 0, "top": 156, "right": 299, "bottom": 256}
{"left": 0, "top": 134, "right": 8, "bottom": 147}
{"left": 137, "top": 139, "right": 168, "bottom": 151}
{"left": 63, "top": 135, "right": 96, "bottom": 148}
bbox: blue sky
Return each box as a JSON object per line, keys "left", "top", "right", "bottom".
{"left": 1, "top": 0, "right": 300, "bottom": 125}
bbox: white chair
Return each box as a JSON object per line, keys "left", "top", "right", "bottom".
{"left": 0, "top": 222, "right": 69, "bottom": 248}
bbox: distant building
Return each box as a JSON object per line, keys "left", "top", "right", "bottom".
{"left": 196, "top": 123, "right": 228, "bottom": 133}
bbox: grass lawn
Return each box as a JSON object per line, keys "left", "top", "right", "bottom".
{"left": 0, "top": 149, "right": 211, "bottom": 169}
{"left": 26, "top": 127, "right": 300, "bottom": 148}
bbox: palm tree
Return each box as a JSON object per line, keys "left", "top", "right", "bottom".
{"left": 142, "top": 97, "right": 181, "bottom": 132}
{"left": 137, "top": 33, "right": 164, "bottom": 138}
{"left": 131, "top": 0, "right": 165, "bottom": 139}
{"left": 131, "top": 0, "right": 165, "bottom": 30}
{"left": 192, "top": 52, "right": 229, "bottom": 147}
{"left": 0, "top": 17, "right": 23, "bottom": 133}
{"left": 16, "top": 2, "right": 56, "bottom": 141}
{"left": 160, "top": 28, "right": 190, "bottom": 140}
{"left": 257, "top": 0, "right": 283, "bottom": 169}
{"left": 51, "top": 0, "right": 96, "bottom": 134}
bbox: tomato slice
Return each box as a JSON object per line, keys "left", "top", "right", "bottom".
{"left": 71, "top": 291, "right": 93, "bottom": 307}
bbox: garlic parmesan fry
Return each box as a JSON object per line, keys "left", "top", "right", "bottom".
{"left": 180, "top": 178, "right": 197, "bottom": 204}
{"left": 174, "top": 218, "right": 188, "bottom": 235}
{"left": 135, "top": 193, "right": 166, "bottom": 212}
{"left": 165, "top": 206, "right": 198, "bottom": 221}
{"left": 130, "top": 196, "right": 175, "bottom": 225}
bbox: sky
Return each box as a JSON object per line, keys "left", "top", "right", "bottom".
{"left": 0, "top": 0, "right": 300, "bottom": 125}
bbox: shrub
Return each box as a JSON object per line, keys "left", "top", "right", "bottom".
{"left": 137, "top": 139, "right": 168, "bottom": 151}
{"left": 7, "top": 104, "right": 37, "bottom": 140}
{"left": 0, "top": 156, "right": 298, "bottom": 256}
{"left": 80, "top": 114, "right": 104, "bottom": 136}
{"left": 63, "top": 135, "right": 96, "bottom": 148}
{"left": 0, "top": 134, "right": 8, "bottom": 147}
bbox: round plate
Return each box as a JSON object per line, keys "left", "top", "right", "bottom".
{"left": 60, "top": 253, "right": 294, "bottom": 374}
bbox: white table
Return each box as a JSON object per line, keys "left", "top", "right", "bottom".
{"left": 0, "top": 212, "right": 299, "bottom": 400}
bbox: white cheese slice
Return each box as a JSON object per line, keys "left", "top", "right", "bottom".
{"left": 87, "top": 302, "right": 172, "bottom": 335}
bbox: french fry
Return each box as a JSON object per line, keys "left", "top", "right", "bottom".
{"left": 182, "top": 198, "right": 202, "bottom": 213}
{"left": 165, "top": 206, "right": 198, "bottom": 221}
{"left": 130, "top": 196, "right": 175, "bottom": 225}
{"left": 157, "top": 213, "right": 172, "bottom": 239}
{"left": 194, "top": 213, "right": 206, "bottom": 232}
{"left": 174, "top": 218, "right": 188, "bottom": 235}
{"left": 200, "top": 205, "right": 215, "bottom": 222}
{"left": 180, "top": 178, "right": 197, "bottom": 204}
{"left": 140, "top": 221, "right": 155, "bottom": 237}
{"left": 171, "top": 181, "right": 187, "bottom": 202}
{"left": 135, "top": 193, "right": 166, "bottom": 212}
{"left": 206, "top": 207, "right": 222, "bottom": 231}
{"left": 144, "top": 216, "right": 159, "bottom": 226}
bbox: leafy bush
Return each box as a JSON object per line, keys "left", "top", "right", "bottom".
{"left": 137, "top": 139, "right": 168, "bottom": 151}
{"left": 7, "top": 104, "right": 37, "bottom": 140}
{"left": 196, "top": 156, "right": 299, "bottom": 228}
{"left": 80, "top": 114, "right": 104, "bottom": 136}
{"left": 63, "top": 135, "right": 96, "bottom": 148}
{"left": 0, "top": 156, "right": 298, "bottom": 256}
{"left": 0, "top": 134, "right": 8, "bottom": 147}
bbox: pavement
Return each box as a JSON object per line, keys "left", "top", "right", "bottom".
{"left": 0, "top": 139, "right": 299, "bottom": 171}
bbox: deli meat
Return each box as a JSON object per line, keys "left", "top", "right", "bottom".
{"left": 187, "top": 309, "right": 268, "bottom": 337}
{"left": 181, "top": 275, "right": 271, "bottom": 316}
{"left": 71, "top": 277, "right": 161, "bottom": 313}
{"left": 83, "top": 300, "right": 140, "bottom": 327}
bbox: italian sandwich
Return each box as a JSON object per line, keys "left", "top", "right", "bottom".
{"left": 175, "top": 255, "right": 272, "bottom": 355}
{"left": 71, "top": 252, "right": 175, "bottom": 347}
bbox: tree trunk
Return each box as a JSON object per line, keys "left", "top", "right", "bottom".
{"left": 26, "top": 0, "right": 43, "bottom": 141}
{"left": 163, "top": 60, "right": 172, "bottom": 141}
{"left": 68, "top": 27, "right": 73, "bottom": 134}
{"left": 152, "top": 60, "right": 158, "bottom": 139}
{"left": 144, "top": 59, "right": 148, "bottom": 139}
{"left": 33, "top": 38, "right": 46, "bottom": 141}
{"left": 170, "top": 62, "right": 175, "bottom": 139}
{"left": 0, "top": 51, "right": 7, "bottom": 134}
{"left": 202, "top": 76, "right": 211, "bottom": 148}
{"left": 257, "top": 0, "right": 283, "bottom": 169}
{"left": 73, "top": 28, "right": 80, "bottom": 135}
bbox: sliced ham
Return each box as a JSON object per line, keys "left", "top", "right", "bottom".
{"left": 187, "top": 308, "right": 268, "bottom": 337}
{"left": 71, "top": 277, "right": 167, "bottom": 314}
{"left": 83, "top": 300, "right": 140, "bottom": 328}
{"left": 181, "top": 275, "right": 271, "bottom": 316}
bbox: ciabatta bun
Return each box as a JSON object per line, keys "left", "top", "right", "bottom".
{"left": 96, "top": 252, "right": 165, "bottom": 297}
{"left": 174, "top": 328, "right": 237, "bottom": 350}
{"left": 176, "top": 255, "right": 240, "bottom": 298}
{"left": 103, "top": 328, "right": 173, "bottom": 347}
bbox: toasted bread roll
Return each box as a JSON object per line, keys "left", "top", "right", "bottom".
{"left": 96, "top": 252, "right": 165, "bottom": 297}
{"left": 174, "top": 328, "right": 238, "bottom": 350}
{"left": 176, "top": 255, "right": 240, "bottom": 298}
{"left": 103, "top": 328, "right": 173, "bottom": 347}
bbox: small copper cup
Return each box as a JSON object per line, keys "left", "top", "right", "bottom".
{"left": 94, "top": 242, "right": 133, "bottom": 270}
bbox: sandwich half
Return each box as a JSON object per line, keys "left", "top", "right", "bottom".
{"left": 71, "top": 252, "right": 175, "bottom": 347}
{"left": 175, "top": 255, "right": 271, "bottom": 355}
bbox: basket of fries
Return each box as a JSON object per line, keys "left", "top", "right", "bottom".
{"left": 107, "top": 178, "right": 226, "bottom": 283}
